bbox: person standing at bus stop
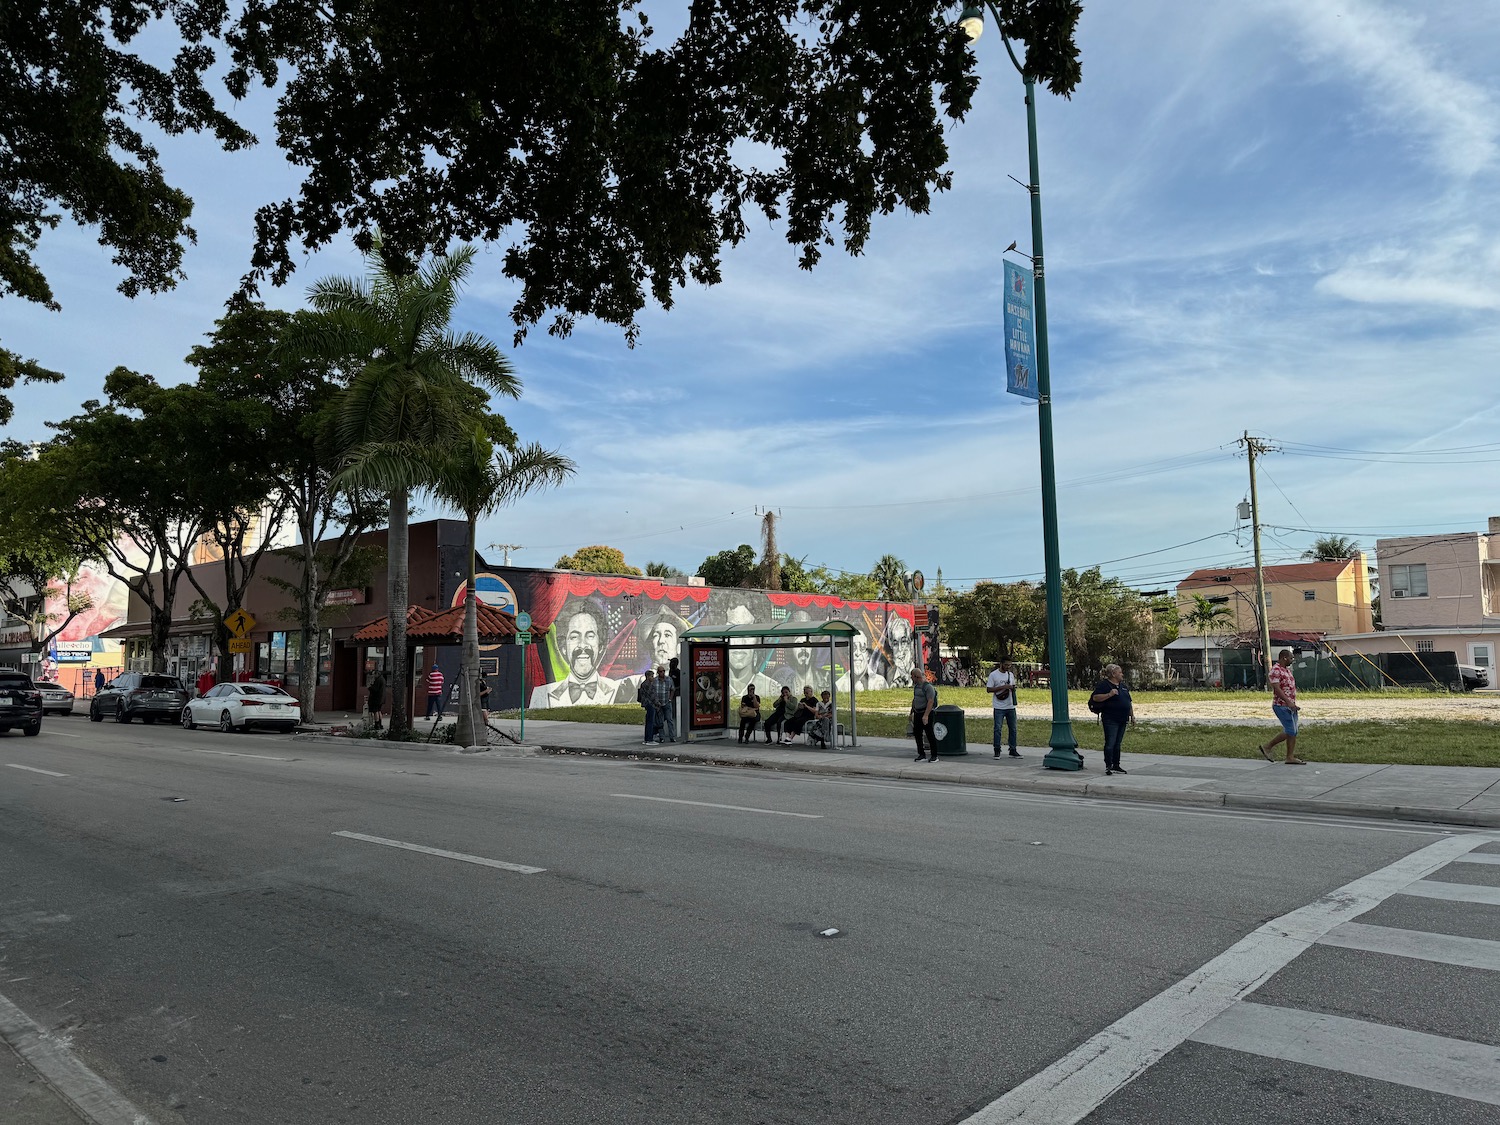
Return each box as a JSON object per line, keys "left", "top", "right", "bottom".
{"left": 986, "top": 658, "right": 1020, "bottom": 758}
{"left": 911, "top": 669, "right": 938, "bottom": 762}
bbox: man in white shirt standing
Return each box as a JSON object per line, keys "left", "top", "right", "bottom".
{"left": 986, "top": 658, "right": 1020, "bottom": 759}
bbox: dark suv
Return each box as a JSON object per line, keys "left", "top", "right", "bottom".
{"left": 0, "top": 671, "right": 43, "bottom": 737}
{"left": 89, "top": 672, "right": 189, "bottom": 724}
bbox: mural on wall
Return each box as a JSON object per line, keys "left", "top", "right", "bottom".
{"left": 470, "top": 570, "right": 917, "bottom": 709}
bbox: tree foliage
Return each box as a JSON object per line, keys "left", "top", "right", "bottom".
{"left": 0, "top": 348, "right": 63, "bottom": 427}
{"left": 941, "top": 580, "right": 1044, "bottom": 662}
{"left": 0, "top": 0, "right": 253, "bottom": 313}
{"left": 695, "top": 544, "right": 758, "bottom": 588}
{"left": 644, "top": 560, "right": 688, "bottom": 580}
{"left": 555, "top": 546, "right": 641, "bottom": 576}
{"left": 1302, "top": 535, "right": 1361, "bottom": 560}
{"left": 3, "top": 1, "right": 1083, "bottom": 348}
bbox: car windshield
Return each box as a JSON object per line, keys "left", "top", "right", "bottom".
{"left": 240, "top": 684, "right": 291, "bottom": 697}
{"left": 140, "top": 675, "right": 182, "bottom": 691}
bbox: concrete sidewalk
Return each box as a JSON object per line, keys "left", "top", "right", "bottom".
{"left": 302, "top": 713, "right": 1500, "bottom": 829}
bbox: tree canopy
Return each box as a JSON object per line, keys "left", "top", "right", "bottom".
{"left": 1303, "top": 535, "right": 1361, "bottom": 561}
{"left": 695, "top": 544, "right": 759, "bottom": 588}
{"left": 555, "top": 545, "right": 642, "bottom": 576}
{"left": 2, "top": 1, "right": 1084, "bottom": 348}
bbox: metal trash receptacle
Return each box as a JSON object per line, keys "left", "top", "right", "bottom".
{"left": 930, "top": 704, "right": 968, "bottom": 757}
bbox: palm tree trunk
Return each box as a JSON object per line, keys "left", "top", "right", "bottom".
{"left": 453, "top": 514, "right": 481, "bottom": 746}
{"left": 387, "top": 488, "right": 411, "bottom": 737}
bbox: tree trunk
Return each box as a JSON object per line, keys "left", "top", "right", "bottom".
{"left": 150, "top": 607, "right": 172, "bottom": 673}
{"left": 387, "top": 488, "right": 411, "bottom": 737}
{"left": 453, "top": 515, "right": 481, "bottom": 747}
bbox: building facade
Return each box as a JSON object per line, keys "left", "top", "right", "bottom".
{"left": 101, "top": 520, "right": 922, "bottom": 716}
{"left": 1175, "top": 557, "right": 1374, "bottom": 639}
{"left": 1327, "top": 517, "right": 1500, "bottom": 683}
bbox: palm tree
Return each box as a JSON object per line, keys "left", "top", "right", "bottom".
{"left": 1303, "top": 535, "right": 1360, "bottom": 560}
{"left": 430, "top": 432, "right": 574, "bottom": 745}
{"left": 1182, "top": 594, "right": 1234, "bottom": 687}
{"left": 870, "top": 554, "right": 910, "bottom": 601}
{"left": 296, "top": 242, "right": 520, "bottom": 737}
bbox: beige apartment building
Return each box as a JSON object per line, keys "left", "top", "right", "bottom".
{"left": 1327, "top": 517, "right": 1500, "bottom": 682}
{"left": 1176, "top": 557, "right": 1374, "bottom": 638}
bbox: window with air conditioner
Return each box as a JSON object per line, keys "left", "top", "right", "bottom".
{"left": 1389, "top": 564, "right": 1427, "bottom": 599}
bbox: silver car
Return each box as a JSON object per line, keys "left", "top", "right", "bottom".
{"left": 34, "top": 680, "right": 76, "bottom": 715}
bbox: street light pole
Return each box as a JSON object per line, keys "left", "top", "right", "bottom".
{"left": 965, "top": 3, "right": 1080, "bottom": 768}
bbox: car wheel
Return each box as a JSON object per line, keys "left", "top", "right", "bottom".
{"left": 23, "top": 722, "right": 41, "bottom": 737}
{"left": 218, "top": 710, "right": 235, "bottom": 733}
{"left": 114, "top": 706, "right": 130, "bottom": 724}
{"left": 89, "top": 704, "right": 102, "bottom": 723}
{"left": 181, "top": 708, "right": 196, "bottom": 731}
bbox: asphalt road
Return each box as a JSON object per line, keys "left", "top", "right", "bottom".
{"left": 2, "top": 717, "right": 1496, "bottom": 1124}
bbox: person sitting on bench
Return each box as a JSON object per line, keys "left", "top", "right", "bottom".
{"left": 782, "top": 686, "right": 819, "bottom": 745}
{"left": 764, "top": 686, "right": 792, "bottom": 743}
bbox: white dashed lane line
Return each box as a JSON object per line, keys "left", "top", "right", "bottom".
{"left": 611, "top": 793, "right": 823, "bottom": 818}
{"left": 5, "top": 763, "right": 68, "bottom": 777}
{"left": 333, "top": 831, "right": 546, "bottom": 874}
{"left": 179, "top": 747, "right": 295, "bottom": 762}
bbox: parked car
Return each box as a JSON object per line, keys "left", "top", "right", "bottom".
{"left": 88, "top": 672, "right": 189, "bottom": 724}
{"left": 34, "top": 680, "right": 76, "bottom": 716}
{"left": 182, "top": 682, "right": 302, "bottom": 733}
{"left": 0, "top": 670, "right": 44, "bottom": 736}
{"left": 1457, "top": 664, "right": 1491, "bottom": 691}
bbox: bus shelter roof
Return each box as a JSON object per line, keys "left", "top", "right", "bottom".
{"left": 681, "top": 620, "right": 858, "bottom": 641}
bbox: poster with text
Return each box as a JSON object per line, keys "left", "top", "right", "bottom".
{"left": 689, "top": 644, "right": 729, "bottom": 730}
{"left": 1003, "top": 259, "right": 1039, "bottom": 400}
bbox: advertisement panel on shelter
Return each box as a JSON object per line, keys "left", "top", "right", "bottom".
{"left": 689, "top": 644, "right": 729, "bottom": 730}
{"left": 1003, "top": 259, "right": 1039, "bottom": 401}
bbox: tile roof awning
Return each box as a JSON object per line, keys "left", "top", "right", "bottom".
{"left": 350, "top": 603, "right": 519, "bottom": 646}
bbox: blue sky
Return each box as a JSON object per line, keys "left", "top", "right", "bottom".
{"left": 5, "top": 0, "right": 1499, "bottom": 591}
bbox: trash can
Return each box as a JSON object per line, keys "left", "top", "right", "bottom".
{"left": 930, "top": 704, "right": 968, "bottom": 757}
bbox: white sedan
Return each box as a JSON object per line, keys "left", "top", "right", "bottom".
{"left": 182, "top": 683, "right": 302, "bottom": 733}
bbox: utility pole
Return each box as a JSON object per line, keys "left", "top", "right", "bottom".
{"left": 489, "top": 544, "right": 523, "bottom": 567}
{"left": 1238, "top": 432, "right": 1276, "bottom": 687}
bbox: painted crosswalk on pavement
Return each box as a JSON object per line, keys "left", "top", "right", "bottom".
{"left": 963, "top": 832, "right": 1500, "bottom": 1125}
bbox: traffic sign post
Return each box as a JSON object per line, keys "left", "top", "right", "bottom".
{"left": 228, "top": 638, "right": 251, "bottom": 654}
{"left": 225, "top": 609, "right": 256, "bottom": 639}
{"left": 516, "top": 626, "right": 530, "bottom": 741}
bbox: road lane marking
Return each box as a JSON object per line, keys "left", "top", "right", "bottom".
{"left": 6, "top": 763, "right": 67, "bottom": 777}
{"left": 958, "top": 831, "right": 1496, "bottom": 1125}
{"left": 1318, "top": 921, "right": 1500, "bottom": 972}
{"left": 611, "top": 793, "right": 822, "bottom": 818}
{"left": 1191, "top": 1001, "right": 1500, "bottom": 1106}
{"left": 1399, "top": 880, "right": 1500, "bottom": 907}
{"left": 180, "top": 747, "right": 294, "bottom": 762}
{"left": 1455, "top": 853, "right": 1500, "bottom": 866}
{"left": 39, "top": 730, "right": 83, "bottom": 738}
{"left": 0, "top": 989, "right": 156, "bottom": 1125}
{"left": 332, "top": 831, "right": 545, "bottom": 874}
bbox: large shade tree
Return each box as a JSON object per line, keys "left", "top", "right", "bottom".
{"left": 295, "top": 243, "right": 520, "bottom": 737}
{"left": 4, "top": 3, "right": 1082, "bottom": 349}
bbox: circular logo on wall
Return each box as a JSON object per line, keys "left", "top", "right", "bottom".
{"left": 452, "top": 572, "right": 520, "bottom": 651}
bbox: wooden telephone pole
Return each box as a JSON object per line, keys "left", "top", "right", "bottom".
{"left": 1238, "top": 432, "right": 1276, "bottom": 686}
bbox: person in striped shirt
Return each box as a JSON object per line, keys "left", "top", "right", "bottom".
{"left": 424, "top": 665, "right": 446, "bottom": 719}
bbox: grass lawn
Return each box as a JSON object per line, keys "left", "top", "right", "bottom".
{"left": 856, "top": 686, "right": 1460, "bottom": 710}
{"left": 496, "top": 705, "right": 1500, "bottom": 768}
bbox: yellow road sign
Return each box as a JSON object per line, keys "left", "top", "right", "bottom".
{"left": 225, "top": 609, "right": 257, "bottom": 639}
{"left": 228, "top": 638, "right": 252, "bottom": 654}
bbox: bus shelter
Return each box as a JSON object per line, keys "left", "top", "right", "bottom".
{"left": 678, "top": 619, "right": 860, "bottom": 745}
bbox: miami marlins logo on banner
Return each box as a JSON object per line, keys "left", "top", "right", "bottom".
{"left": 1003, "top": 259, "right": 1039, "bottom": 401}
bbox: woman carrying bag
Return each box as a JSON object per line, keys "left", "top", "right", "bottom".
{"left": 738, "top": 686, "right": 761, "bottom": 743}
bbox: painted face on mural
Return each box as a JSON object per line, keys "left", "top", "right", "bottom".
{"left": 646, "top": 621, "right": 679, "bottom": 666}
{"left": 728, "top": 639, "right": 754, "bottom": 674}
{"left": 563, "top": 611, "right": 602, "bottom": 678}
{"left": 888, "top": 617, "right": 914, "bottom": 670}
{"left": 851, "top": 633, "right": 870, "bottom": 675}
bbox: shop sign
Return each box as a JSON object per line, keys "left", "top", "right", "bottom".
{"left": 54, "top": 641, "right": 94, "bottom": 663}
{"left": 0, "top": 624, "right": 31, "bottom": 645}
{"left": 323, "top": 588, "right": 367, "bottom": 606}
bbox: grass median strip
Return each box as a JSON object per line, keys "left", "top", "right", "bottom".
{"left": 497, "top": 705, "right": 1500, "bottom": 768}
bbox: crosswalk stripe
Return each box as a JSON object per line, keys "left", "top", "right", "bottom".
{"left": 1318, "top": 921, "right": 1500, "bottom": 972}
{"left": 1399, "top": 880, "right": 1500, "bottom": 907}
{"left": 1192, "top": 1001, "right": 1500, "bottom": 1106}
{"left": 956, "top": 832, "right": 1493, "bottom": 1125}
{"left": 1453, "top": 853, "right": 1500, "bottom": 867}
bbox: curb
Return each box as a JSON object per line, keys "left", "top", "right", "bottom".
{"left": 530, "top": 742, "right": 1500, "bottom": 830}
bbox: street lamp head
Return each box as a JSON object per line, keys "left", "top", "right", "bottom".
{"left": 958, "top": 4, "right": 984, "bottom": 41}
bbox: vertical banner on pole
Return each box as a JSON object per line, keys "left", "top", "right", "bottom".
{"left": 1003, "top": 259, "right": 1040, "bottom": 401}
